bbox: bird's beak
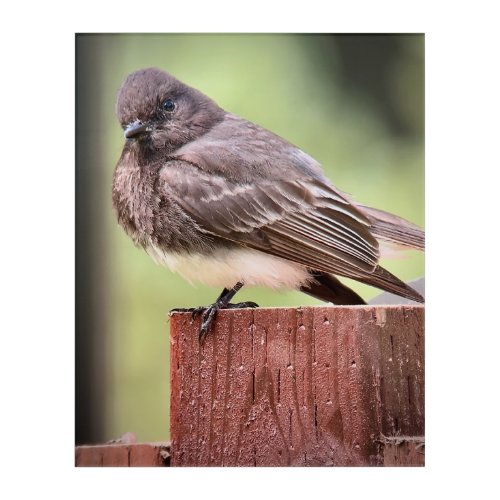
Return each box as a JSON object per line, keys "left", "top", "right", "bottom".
{"left": 124, "top": 120, "right": 151, "bottom": 139}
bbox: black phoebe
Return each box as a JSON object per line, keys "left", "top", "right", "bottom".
{"left": 112, "top": 68, "right": 424, "bottom": 340}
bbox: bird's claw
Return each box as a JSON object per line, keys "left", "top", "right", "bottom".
{"left": 170, "top": 307, "right": 194, "bottom": 313}
{"left": 172, "top": 299, "right": 258, "bottom": 343}
{"left": 227, "top": 301, "right": 259, "bottom": 309}
{"left": 198, "top": 301, "right": 259, "bottom": 342}
{"left": 199, "top": 304, "right": 218, "bottom": 342}
{"left": 170, "top": 306, "right": 206, "bottom": 320}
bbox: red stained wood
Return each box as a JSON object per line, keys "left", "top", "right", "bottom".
{"left": 75, "top": 443, "right": 170, "bottom": 467}
{"left": 170, "top": 305, "right": 424, "bottom": 466}
{"left": 382, "top": 437, "right": 425, "bottom": 466}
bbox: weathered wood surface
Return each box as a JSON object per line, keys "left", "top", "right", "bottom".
{"left": 382, "top": 436, "right": 425, "bottom": 466}
{"left": 75, "top": 442, "right": 170, "bottom": 467}
{"left": 170, "top": 305, "right": 424, "bottom": 466}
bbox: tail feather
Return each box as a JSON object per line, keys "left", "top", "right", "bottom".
{"left": 349, "top": 265, "right": 424, "bottom": 303}
{"left": 301, "top": 267, "right": 424, "bottom": 305}
{"left": 294, "top": 194, "right": 424, "bottom": 304}
{"left": 356, "top": 205, "right": 425, "bottom": 250}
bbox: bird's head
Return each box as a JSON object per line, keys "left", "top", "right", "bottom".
{"left": 116, "top": 68, "right": 224, "bottom": 153}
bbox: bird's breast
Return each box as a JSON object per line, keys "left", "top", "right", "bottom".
{"left": 112, "top": 159, "right": 155, "bottom": 244}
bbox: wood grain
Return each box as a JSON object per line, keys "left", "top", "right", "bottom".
{"left": 170, "top": 305, "right": 424, "bottom": 466}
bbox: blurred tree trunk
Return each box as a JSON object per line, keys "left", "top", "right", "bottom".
{"left": 75, "top": 35, "right": 109, "bottom": 444}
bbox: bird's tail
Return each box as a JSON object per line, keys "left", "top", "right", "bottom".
{"left": 356, "top": 204, "right": 425, "bottom": 250}
{"left": 349, "top": 265, "right": 424, "bottom": 303}
{"left": 302, "top": 266, "right": 424, "bottom": 305}
{"left": 298, "top": 200, "right": 424, "bottom": 305}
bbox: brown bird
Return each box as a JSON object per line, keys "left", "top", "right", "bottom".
{"left": 112, "top": 68, "right": 424, "bottom": 341}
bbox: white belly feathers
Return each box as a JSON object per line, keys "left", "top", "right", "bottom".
{"left": 146, "top": 243, "right": 311, "bottom": 290}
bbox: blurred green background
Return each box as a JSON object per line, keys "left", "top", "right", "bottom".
{"left": 76, "top": 34, "right": 424, "bottom": 444}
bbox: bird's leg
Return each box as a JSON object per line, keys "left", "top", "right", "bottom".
{"left": 198, "top": 282, "right": 258, "bottom": 342}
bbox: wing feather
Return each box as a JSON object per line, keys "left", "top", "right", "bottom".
{"left": 160, "top": 161, "right": 380, "bottom": 277}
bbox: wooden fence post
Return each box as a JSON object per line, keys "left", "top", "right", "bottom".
{"left": 170, "top": 305, "right": 424, "bottom": 466}
{"left": 75, "top": 442, "right": 170, "bottom": 466}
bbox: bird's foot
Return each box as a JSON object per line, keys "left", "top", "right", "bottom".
{"left": 171, "top": 282, "right": 256, "bottom": 343}
{"left": 198, "top": 301, "right": 259, "bottom": 343}
{"left": 225, "top": 301, "right": 259, "bottom": 310}
{"left": 170, "top": 301, "right": 258, "bottom": 342}
{"left": 170, "top": 306, "right": 206, "bottom": 319}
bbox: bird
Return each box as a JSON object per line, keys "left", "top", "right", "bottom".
{"left": 112, "top": 67, "right": 424, "bottom": 341}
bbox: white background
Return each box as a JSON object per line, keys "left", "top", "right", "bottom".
{"left": 1, "top": 0, "right": 499, "bottom": 498}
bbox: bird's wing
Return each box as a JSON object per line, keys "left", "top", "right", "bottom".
{"left": 160, "top": 160, "right": 380, "bottom": 278}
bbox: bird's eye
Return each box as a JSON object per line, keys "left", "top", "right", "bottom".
{"left": 162, "top": 99, "right": 175, "bottom": 112}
